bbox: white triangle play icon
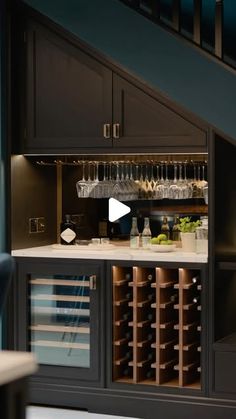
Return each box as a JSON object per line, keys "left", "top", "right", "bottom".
{"left": 108, "top": 198, "right": 131, "bottom": 222}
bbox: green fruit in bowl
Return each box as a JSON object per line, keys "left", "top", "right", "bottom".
{"left": 160, "top": 240, "right": 168, "bottom": 245}
{"left": 151, "top": 237, "right": 160, "bottom": 245}
{"left": 157, "top": 234, "right": 167, "bottom": 242}
{"left": 167, "top": 240, "right": 173, "bottom": 245}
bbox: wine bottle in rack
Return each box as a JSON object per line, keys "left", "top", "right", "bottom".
{"left": 147, "top": 292, "right": 155, "bottom": 302}
{"left": 124, "top": 273, "right": 131, "bottom": 281}
{"left": 147, "top": 274, "right": 153, "bottom": 282}
{"left": 192, "top": 275, "right": 200, "bottom": 284}
{"left": 147, "top": 332, "right": 155, "bottom": 342}
{"left": 123, "top": 367, "right": 132, "bottom": 377}
{"left": 122, "top": 312, "right": 132, "bottom": 321}
{"left": 124, "top": 350, "right": 132, "bottom": 361}
{"left": 147, "top": 352, "right": 155, "bottom": 361}
{"left": 146, "top": 370, "right": 155, "bottom": 379}
{"left": 192, "top": 296, "right": 200, "bottom": 304}
{"left": 147, "top": 313, "right": 154, "bottom": 321}
{"left": 125, "top": 331, "right": 133, "bottom": 340}
{"left": 125, "top": 292, "right": 132, "bottom": 300}
{"left": 170, "top": 293, "right": 178, "bottom": 303}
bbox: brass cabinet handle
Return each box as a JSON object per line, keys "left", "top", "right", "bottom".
{"left": 89, "top": 275, "right": 97, "bottom": 290}
{"left": 113, "top": 123, "right": 120, "bottom": 139}
{"left": 103, "top": 123, "right": 111, "bottom": 139}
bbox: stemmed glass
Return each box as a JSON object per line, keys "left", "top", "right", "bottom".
{"left": 153, "top": 164, "right": 164, "bottom": 199}
{"left": 163, "top": 162, "right": 170, "bottom": 199}
{"left": 76, "top": 161, "right": 89, "bottom": 198}
{"left": 168, "top": 163, "right": 179, "bottom": 199}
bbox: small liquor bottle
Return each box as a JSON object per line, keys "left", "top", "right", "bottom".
{"left": 160, "top": 216, "right": 170, "bottom": 239}
{"left": 130, "top": 217, "right": 139, "bottom": 249}
{"left": 172, "top": 215, "right": 180, "bottom": 241}
{"left": 141, "top": 217, "right": 152, "bottom": 249}
{"left": 60, "top": 215, "right": 76, "bottom": 245}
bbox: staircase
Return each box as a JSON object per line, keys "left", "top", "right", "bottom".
{"left": 119, "top": 0, "right": 236, "bottom": 70}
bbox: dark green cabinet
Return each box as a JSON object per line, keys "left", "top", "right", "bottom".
{"left": 22, "top": 20, "right": 207, "bottom": 154}
{"left": 15, "top": 258, "right": 104, "bottom": 386}
{"left": 25, "top": 21, "right": 112, "bottom": 152}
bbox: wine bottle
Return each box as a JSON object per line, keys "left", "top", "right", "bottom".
{"left": 192, "top": 296, "right": 200, "bottom": 304}
{"left": 125, "top": 331, "right": 132, "bottom": 340}
{"left": 147, "top": 333, "right": 155, "bottom": 342}
{"left": 192, "top": 276, "right": 200, "bottom": 284}
{"left": 123, "top": 367, "right": 132, "bottom": 377}
{"left": 170, "top": 293, "right": 178, "bottom": 303}
{"left": 147, "top": 352, "right": 155, "bottom": 361}
{"left": 141, "top": 217, "right": 152, "bottom": 249}
{"left": 60, "top": 214, "right": 76, "bottom": 245}
{"left": 147, "top": 274, "right": 153, "bottom": 282}
{"left": 130, "top": 217, "right": 139, "bottom": 249}
{"left": 147, "top": 313, "right": 154, "bottom": 321}
{"left": 160, "top": 216, "right": 170, "bottom": 240}
{"left": 124, "top": 350, "right": 132, "bottom": 360}
{"left": 122, "top": 312, "right": 132, "bottom": 321}
{"left": 125, "top": 273, "right": 131, "bottom": 280}
{"left": 172, "top": 215, "right": 180, "bottom": 241}
{"left": 125, "top": 292, "right": 132, "bottom": 300}
{"left": 147, "top": 292, "right": 155, "bottom": 301}
{"left": 146, "top": 370, "right": 155, "bottom": 379}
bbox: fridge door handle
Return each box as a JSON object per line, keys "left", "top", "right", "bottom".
{"left": 89, "top": 275, "right": 97, "bottom": 290}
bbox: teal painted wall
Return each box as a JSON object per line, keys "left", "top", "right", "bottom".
{"left": 0, "top": 0, "right": 6, "bottom": 253}
{"left": 23, "top": 0, "right": 236, "bottom": 142}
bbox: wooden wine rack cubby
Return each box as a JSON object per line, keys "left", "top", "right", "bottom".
{"left": 112, "top": 265, "right": 202, "bottom": 389}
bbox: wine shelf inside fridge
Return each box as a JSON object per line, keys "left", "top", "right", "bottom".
{"left": 112, "top": 265, "right": 202, "bottom": 389}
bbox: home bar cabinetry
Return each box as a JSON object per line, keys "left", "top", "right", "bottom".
{"left": 10, "top": 4, "right": 236, "bottom": 419}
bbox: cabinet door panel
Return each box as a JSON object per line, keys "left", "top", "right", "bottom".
{"left": 113, "top": 74, "right": 206, "bottom": 149}
{"left": 26, "top": 23, "right": 112, "bottom": 151}
{"left": 16, "top": 259, "right": 103, "bottom": 384}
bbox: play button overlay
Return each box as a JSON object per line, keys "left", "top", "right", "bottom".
{"left": 108, "top": 198, "right": 131, "bottom": 222}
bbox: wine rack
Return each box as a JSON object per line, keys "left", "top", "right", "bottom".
{"left": 112, "top": 265, "right": 202, "bottom": 389}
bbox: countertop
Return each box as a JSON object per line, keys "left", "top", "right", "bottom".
{"left": 12, "top": 245, "right": 208, "bottom": 263}
{"left": 0, "top": 351, "right": 38, "bottom": 386}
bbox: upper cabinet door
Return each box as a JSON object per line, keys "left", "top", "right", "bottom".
{"left": 25, "top": 22, "right": 112, "bottom": 152}
{"left": 112, "top": 74, "right": 207, "bottom": 151}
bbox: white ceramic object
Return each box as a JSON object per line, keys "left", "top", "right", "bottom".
{"left": 180, "top": 232, "right": 196, "bottom": 252}
{"left": 149, "top": 244, "right": 176, "bottom": 253}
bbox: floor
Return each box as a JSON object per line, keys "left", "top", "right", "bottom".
{"left": 27, "top": 406, "right": 139, "bottom": 419}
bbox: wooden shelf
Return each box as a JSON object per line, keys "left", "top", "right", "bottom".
{"left": 30, "top": 324, "right": 89, "bottom": 334}
{"left": 174, "top": 321, "right": 199, "bottom": 331}
{"left": 160, "top": 359, "right": 178, "bottom": 370}
{"left": 30, "top": 340, "right": 89, "bottom": 350}
{"left": 160, "top": 339, "right": 177, "bottom": 350}
{"left": 114, "top": 298, "right": 130, "bottom": 306}
{"left": 113, "top": 338, "right": 129, "bottom": 346}
{"left": 30, "top": 294, "right": 90, "bottom": 303}
{"left": 30, "top": 279, "right": 89, "bottom": 287}
{"left": 149, "top": 204, "right": 207, "bottom": 216}
{"left": 159, "top": 281, "right": 175, "bottom": 289}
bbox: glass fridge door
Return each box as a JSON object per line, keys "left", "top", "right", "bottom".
{"left": 29, "top": 273, "right": 95, "bottom": 368}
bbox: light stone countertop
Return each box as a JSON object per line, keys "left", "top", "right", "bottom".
{"left": 0, "top": 351, "right": 38, "bottom": 386}
{"left": 12, "top": 245, "right": 208, "bottom": 263}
